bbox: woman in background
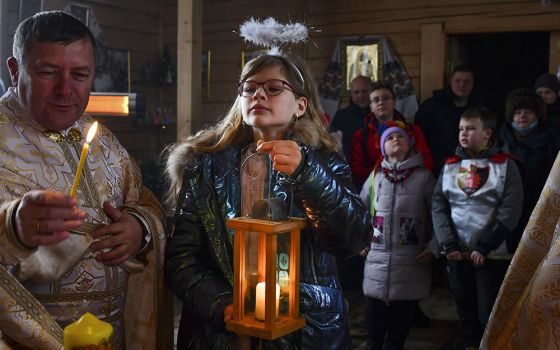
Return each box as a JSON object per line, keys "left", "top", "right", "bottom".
{"left": 499, "top": 89, "right": 560, "bottom": 252}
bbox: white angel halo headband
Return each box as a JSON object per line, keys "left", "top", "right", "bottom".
{"left": 239, "top": 17, "right": 308, "bottom": 85}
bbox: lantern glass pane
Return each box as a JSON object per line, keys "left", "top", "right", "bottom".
{"left": 277, "top": 232, "right": 291, "bottom": 316}
{"left": 243, "top": 230, "right": 260, "bottom": 317}
{"left": 240, "top": 143, "right": 272, "bottom": 217}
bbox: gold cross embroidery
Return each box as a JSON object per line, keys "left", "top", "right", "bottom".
{"left": 99, "top": 299, "right": 116, "bottom": 318}
{"left": 45, "top": 128, "right": 83, "bottom": 143}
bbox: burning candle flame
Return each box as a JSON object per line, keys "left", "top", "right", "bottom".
{"left": 69, "top": 121, "right": 99, "bottom": 198}
{"left": 86, "top": 121, "right": 98, "bottom": 142}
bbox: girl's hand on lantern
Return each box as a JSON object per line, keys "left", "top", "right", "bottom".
{"left": 256, "top": 139, "right": 302, "bottom": 176}
{"left": 223, "top": 304, "right": 234, "bottom": 323}
{"left": 15, "top": 190, "right": 86, "bottom": 248}
{"left": 90, "top": 201, "right": 143, "bottom": 265}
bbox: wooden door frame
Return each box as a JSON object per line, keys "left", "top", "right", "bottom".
{"left": 420, "top": 18, "right": 560, "bottom": 102}
{"left": 177, "top": 0, "right": 202, "bottom": 141}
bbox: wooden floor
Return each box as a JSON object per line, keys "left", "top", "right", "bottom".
{"left": 346, "top": 287, "right": 463, "bottom": 350}
{"left": 173, "top": 286, "right": 463, "bottom": 349}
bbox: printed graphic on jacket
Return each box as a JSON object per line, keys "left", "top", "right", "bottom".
{"left": 458, "top": 164, "right": 489, "bottom": 196}
{"left": 399, "top": 217, "right": 420, "bottom": 245}
{"left": 372, "top": 216, "right": 383, "bottom": 243}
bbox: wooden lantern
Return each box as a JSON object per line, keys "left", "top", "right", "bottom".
{"left": 225, "top": 216, "right": 307, "bottom": 340}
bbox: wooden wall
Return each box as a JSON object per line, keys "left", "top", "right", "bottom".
{"left": 0, "top": 0, "right": 24, "bottom": 86}
{"left": 41, "top": 0, "right": 176, "bottom": 166}
{"left": 4, "top": 1, "right": 560, "bottom": 180}
{"left": 0, "top": 0, "right": 178, "bottom": 197}
{"left": 199, "top": 0, "right": 560, "bottom": 128}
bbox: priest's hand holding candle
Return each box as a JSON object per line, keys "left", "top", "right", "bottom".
{"left": 70, "top": 121, "right": 98, "bottom": 198}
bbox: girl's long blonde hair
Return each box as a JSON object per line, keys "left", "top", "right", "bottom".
{"left": 165, "top": 54, "right": 338, "bottom": 203}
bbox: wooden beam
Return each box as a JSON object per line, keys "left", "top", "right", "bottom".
{"left": 446, "top": 12, "right": 560, "bottom": 34}
{"left": 550, "top": 31, "right": 560, "bottom": 76}
{"left": 177, "top": 0, "right": 202, "bottom": 141}
{"left": 420, "top": 23, "right": 445, "bottom": 102}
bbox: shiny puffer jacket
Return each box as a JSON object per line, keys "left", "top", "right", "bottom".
{"left": 165, "top": 141, "right": 372, "bottom": 350}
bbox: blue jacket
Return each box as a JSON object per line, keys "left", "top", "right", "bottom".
{"left": 165, "top": 138, "right": 371, "bottom": 349}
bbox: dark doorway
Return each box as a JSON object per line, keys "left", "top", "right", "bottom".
{"left": 448, "top": 32, "right": 549, "bottom": 126}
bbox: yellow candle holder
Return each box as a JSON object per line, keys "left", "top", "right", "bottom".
{"left": 64, "top": 312, "right": 113, "bottom": 350}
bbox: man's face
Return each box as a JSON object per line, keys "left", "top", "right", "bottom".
{"left": 370, "top": 88, "right": 395, "bottom": 123}
{"left": 450, "top": 71, "right": 474, "bottom": 99}
{"left": 8, "top": 38, "right": 94, "bottom": 131}
{"left": 536, "top": 87, "right": 558, "bottom": 105}
{"left": 350, "top": 78, "right": 371, "bottom": 108}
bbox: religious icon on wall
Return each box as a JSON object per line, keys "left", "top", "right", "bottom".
{"left": 340, "top": 39, "right": 383, "bottom": 95}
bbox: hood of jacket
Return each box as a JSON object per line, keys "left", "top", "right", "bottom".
{"left": 381, "top": 152, "right": 424, "bottom": 170}
{"left": 454, "top": 140, "right": 507, "bottom": 160}
{"left": 166, "top": 118, "right": 328, "bottom": 199}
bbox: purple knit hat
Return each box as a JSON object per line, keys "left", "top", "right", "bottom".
{"left": 380, "top": 126, "right": 412, "bottom": 158}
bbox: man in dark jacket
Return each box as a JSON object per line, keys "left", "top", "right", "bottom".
{"left": 415, "top": 66, "right": 479, "bottom": 178}
{"left": 330, "top": 75, "right": 372, "bottom": 160}
{"left": 534, "top": 72, "right": 560, "bottom": 128}
{"left": 329, "top": 76, "right": 372, "bottom": 292}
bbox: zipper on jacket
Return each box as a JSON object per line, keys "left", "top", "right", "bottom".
{"left": 385, "top": 178, "right": 398, "bottom": 305}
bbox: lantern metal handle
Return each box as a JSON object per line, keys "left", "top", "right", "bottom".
{"left": 240, "top": 143, "right": 293, "bottom": 221}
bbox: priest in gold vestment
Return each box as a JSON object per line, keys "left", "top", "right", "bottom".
{"left": 481, "top": 151, "right": 560, "bottom": 350}
{"left": 0, "top": 11, "right": 172, "bottom": 349}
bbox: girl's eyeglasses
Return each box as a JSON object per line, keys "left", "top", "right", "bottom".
{"left": 238, "top": 79, "right": 295, "bottom": 97}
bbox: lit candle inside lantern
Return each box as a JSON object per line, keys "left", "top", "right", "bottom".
{"left": 70, "top": 121, "right": 98, "bottom": 197}
{"left": 63, "top": 312, "right": 112, "bottom": 350}
{"left": 255, "top": 282, "right": 279, "bottom": 321}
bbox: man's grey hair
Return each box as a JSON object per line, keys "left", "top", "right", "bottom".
{"left": 12, "top": 10, "right": 95, "bottom": 64}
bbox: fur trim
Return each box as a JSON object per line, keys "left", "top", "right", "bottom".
{"left": 166, "top": 118, "right": 324, "bottom": 197}
{"left": 165, "top": 142, "right": 199, "bottom": 197}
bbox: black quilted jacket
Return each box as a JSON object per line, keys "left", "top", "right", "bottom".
{"left": 165, "top": 142, "right": 371, "bottom": 350}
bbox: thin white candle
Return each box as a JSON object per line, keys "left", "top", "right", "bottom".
{"left": 70, "top": 122, "right": 98, "bottom": 197}
{"left": 255, "top": 282, "right": 279, "bottom": 321}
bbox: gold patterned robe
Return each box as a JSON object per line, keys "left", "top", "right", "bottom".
{"left": 0, "top": 88, "right": 172, "bottom": 349}
{"left": 481, "top": 152, "right": 560, "bottom": 350}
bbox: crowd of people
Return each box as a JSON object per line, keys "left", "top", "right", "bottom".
{"left": 1, "top": 9, "right": 560, "bottom": 350}
{"left": 332, "top": 65, "right": 560, "bottom": 349}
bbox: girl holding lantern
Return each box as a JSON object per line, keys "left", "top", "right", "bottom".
{"left": 164, "top": 18, "right": 371, "bottom": 350}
